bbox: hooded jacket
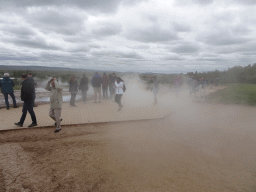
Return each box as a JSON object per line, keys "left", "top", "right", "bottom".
{"left": 0, "top": 77, "right": 15, "bottom": 93}
{"left": 45, "top": 80, "right": 63, "bottom": 109}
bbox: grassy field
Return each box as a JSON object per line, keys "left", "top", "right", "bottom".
{"left": 206, "top": 84, "right": 256, "bottom": 106}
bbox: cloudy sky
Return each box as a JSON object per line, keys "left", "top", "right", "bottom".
{"left": 0, "top": 0, "right": 256, "bottom": 73}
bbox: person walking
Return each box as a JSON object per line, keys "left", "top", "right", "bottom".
{"left": 102, "top": 72, "right": 109, "bottom": 100}
{"left": 45, "top": 77, "right": 63, "bottom": 133}
{"left": 69, "top": 75, "right": 78, "bottom": 106}
{"left": 14, "top": 73, "right": 37, "bottom": 127}
{"left": 0, "top": 73, "right": 18, "bottom": 110}
{"left": 91, "top": 72, "right": 102, "bottom": 103}
{"left": 115, "top": 77, "right": 125, "bottom": 111}
{"left": 79, "top": 73, "right": 89, "bottom": 103}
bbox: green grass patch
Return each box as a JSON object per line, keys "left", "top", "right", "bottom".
{"left": 206, "top": 84, "right": 256, "bottom": 106}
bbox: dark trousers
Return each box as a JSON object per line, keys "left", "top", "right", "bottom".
{"left": 102, "top": 86, "right": 108, "bottom": 99}
{"left": 109, "top": 85, "right": 114, "bottom": 99}
{"left": 4, "top": 93, "right": 17, "bottom": 109}
{"left": 82, "top": 90, "right": 87, "bottom": 102}
{"left": 32, "top": 92, "right": 36, "bottom": 106}
{"left": 115, "top": 94, "right": 123, "bottom": 106}
{"left": 19, "top": 99, "right": 37, "bottom": 124}
{"left": 70, "top": 93, "right": 76, "bottom": 105}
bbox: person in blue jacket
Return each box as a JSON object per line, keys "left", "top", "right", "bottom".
{"left": 91, "top": 72, "right": 103, "bottom": 103}
{"left": 0, "top": 73, "right": 18, "bottom": 110}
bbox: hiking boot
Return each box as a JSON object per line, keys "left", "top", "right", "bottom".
{"left": 14, "top": 122, "right": 23, "bottom": 127}
{"left": 28, "top": 123, "right": 37, "bottom": 127}
{"left": 13, "top": 106, "right": 19, "bottom": 108}
{"left": 54, "top": 129, "right": 61, "bottom": 133}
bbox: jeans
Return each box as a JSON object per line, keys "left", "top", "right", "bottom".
{"left": 102, "top": 86, "right": 108, "bottom": 99}
{"left": 19, "top": 99, "right": 37, "bottom": 125}
{"left": 4, "top": 93, "right": 17, "bottom": 109}
{"left": 70, "top": 93, "right": 76, "bottom": 105}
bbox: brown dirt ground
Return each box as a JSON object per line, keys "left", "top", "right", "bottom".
{"left": 1, "top": 86, "right": 256, "bottom": 191}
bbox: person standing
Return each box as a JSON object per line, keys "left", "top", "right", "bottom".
{"left": 102, "top": 72, "right": 109, "bottom": 100}
{"left": 79, "top": 73, "right": 89, "bottom": 103}
{"left": 108, "top": 74, "right": 114, "bottom": 99}
{"left": 27, "top": 73, "right": 37, "bottom": 107}
{"left": 0, "top": 73, "right": 18, "bottom": 109}
{"left": 109, "top": 73, "right": 116, "bottom": 99}
{"left": 45, "top": 77, "right": 63, "bottom": 133}
{"left": 69, "top": 75, "right": 78, "bottom": 106}
{"left": 115, "top": 77, "right": 125, "bottom": 111}
{"left": 151, "top": 76, "right": 159, "bottom": 105}
{"left": 91, "top": 72, "right": 102, "bottom": 103}
{"left": 14, "top": 73, "right": 37, "bottom": 127}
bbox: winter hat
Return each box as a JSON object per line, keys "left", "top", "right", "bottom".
{"left": 4, "top": 73, "right": 9, "bottom": 77}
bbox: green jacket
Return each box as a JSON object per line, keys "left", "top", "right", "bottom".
{"left": 45, "top": 80, "right": 63, "bottom": 109}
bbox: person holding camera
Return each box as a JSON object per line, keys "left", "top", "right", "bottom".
{"left": 45, "top": 77, "right": 63, "bottom": 133}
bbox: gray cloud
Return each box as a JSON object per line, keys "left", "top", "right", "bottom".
{"left": 92, "top": 22, "right": 122, "bottom": 37}
{"left": 1, "top": 0, "right": 120, "bottom": 13}
{"left": 25, "top": 8, "right": 86, "bottom": 35}
{"left": 126, "top": 26, "right": 178, "bottom": 43}
{"left": 91, "top": 50, "right": 143, "bottom": 60}
{"left": 175, "top": 0, "right": 214, "bottom": 6}
{"left": 0, "top": 0, "right": 256, "bottom": 73}
{"left": 171, "top": 44, "right": 200, "bottom": 54}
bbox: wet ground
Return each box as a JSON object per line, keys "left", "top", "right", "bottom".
{"left": 0, "top": 87, "right": 256, "bottom": 191}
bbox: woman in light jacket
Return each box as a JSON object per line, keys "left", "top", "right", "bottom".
{"left": 115, "top": 77, "right": 125, "bottom": 111}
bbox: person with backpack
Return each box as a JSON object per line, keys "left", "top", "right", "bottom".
{"left": 102, "top": 72, "right": 109, "bottom": 100}
{"left": 69, "top": 76, "right": 79, "bottom": 106}
{"left": 91, "top": 72, "right": 103, "bottom": 103}
{"left": 79, "top": 73, "right": 89, "bottom": 103}
{"left": 0, "top": 73, "right": 18, "bottom": 110}
{"left": 115, "top": 77, "right": 125, "bottom": 111}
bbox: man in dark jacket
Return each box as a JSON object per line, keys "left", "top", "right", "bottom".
{"left": 0, "top": 73, "right": 18, "bottom": 109}
{"left": 14, "top": 73, "right": 37, "bottom": 127}
{"left": 79, "top": 73, "right": 89, "bottom": 103}
{"left": 91, "top": 72, "right": 102, "bottom": 103}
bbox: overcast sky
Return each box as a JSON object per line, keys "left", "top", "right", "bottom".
{"left": 0, "top": 0, "right": 255, "bottom": 73}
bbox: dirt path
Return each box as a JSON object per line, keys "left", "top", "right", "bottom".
{"left": 1, "top": 99, "right": 256, "bottom": 191}
{"left": 0, "top": 87, "right": 256, "bottom": 191}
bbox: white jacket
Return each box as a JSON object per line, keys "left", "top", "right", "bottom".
{"left": 115, "top": 81, "right": 124, "bottom": 94}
